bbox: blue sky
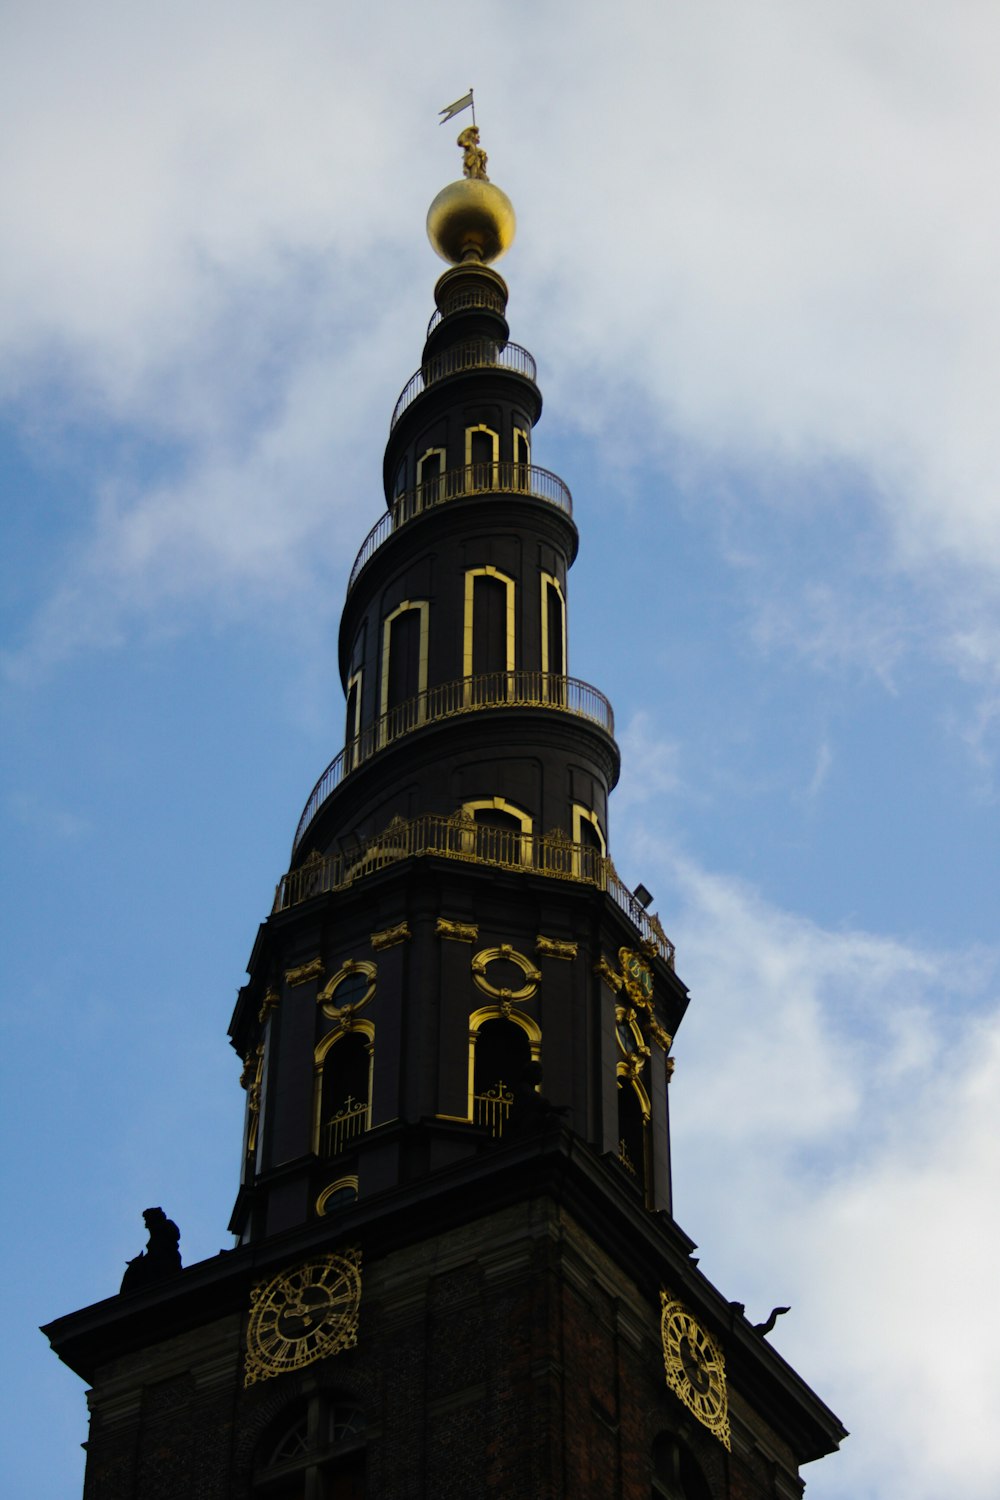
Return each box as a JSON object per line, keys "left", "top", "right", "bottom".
{"left": 3, "top": 3, "right": 1000, "bottom": 1496}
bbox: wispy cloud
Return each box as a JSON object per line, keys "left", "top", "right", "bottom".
{"left": 612, "top": 811, "right": 1000, "bottom": 1499}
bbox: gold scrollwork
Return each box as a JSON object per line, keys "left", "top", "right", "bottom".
{"left": 471, "top": 945, "right": 541, "bottom": 1001}
{"left": 246, "top": 1044, "right": 265, "bottom": 1153}
{"left": 594, "top": 956, "right": 623, "bottom": 992}
{"left": 647, "top": 1014, "right": 673, "bottom": 1052}
{"left": 257, "top": 987, "right": 280, "bottom": 1024}
{"left": 436, "top": 918, "right": 479, "bottom": 943}
{"left": 318, "top": 960, "right": 377, "bottom": 1020}
{"left": 619, "top": 947, "right": 654, "bottom": 1010}
{"left": 285, "top": 958, "right": 324, "bottom": 988}
{"left": 371, "top": 922, "right": 411, "bottom": 951}
{"left": 666, "top": 1057, "right": 676, "bottom": 1081}
{"left": 536, "top": 935, "right": 578, "bottom": 961}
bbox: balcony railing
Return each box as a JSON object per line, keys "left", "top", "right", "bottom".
{"left": 322, "top": 1096, "right": 369, "bottom": 1157}
{"left": 473, "top": 1082, "right": 514, "bottom": 1138}
{"left": 348, "top": 461, "right": 572, "bottom": 593}
{"left": 293, "top": 671, "right": 615, "bottom": 856}
{"left": 276, "top": 812, "right": 676, "bottom": 968}
{"left": 426, "top": 284, "right": 507, "bottom": 337}
{"left": 391, "top": 340, "right": 537, "bottom": 428}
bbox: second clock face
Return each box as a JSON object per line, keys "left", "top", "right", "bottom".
{"left": 245, "top": 1250, "right": 361, "bottom": 1386}
{"left": 660, "top": 1293, "right": 731, "bottom": 1449}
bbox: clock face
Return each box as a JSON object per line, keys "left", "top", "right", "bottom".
{"left": 660, "top": 1293, "right": 731, "bottom": 1449}
{"left": 245, "top": 1250, "right": 361, "bottom": 1386}
{"left": 619, "top": 948, "right": 654, "bottom": 1005}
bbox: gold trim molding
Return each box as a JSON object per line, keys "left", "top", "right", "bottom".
{"left": 536, "top": 935, "right": 577, "bottom": 961}
{"left": 437, "top": 918, "right": 479, "bottom": 943}
{"left": 286, "top": 958, "right": 324, "bottom": 987}
{"left": 471, "top": 944, "right": 541, "bottom": 1001}
{"left": 371, "top": 922, "right": 411, "bottom": 951}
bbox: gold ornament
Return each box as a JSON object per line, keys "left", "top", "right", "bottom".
{"left": 244, "top": 1250, "right": 361, "bottom": 1386}
{"left": 660, "top": 1292, "right": 730, "bottom": 1449}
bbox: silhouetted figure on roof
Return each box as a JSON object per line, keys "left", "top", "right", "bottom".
{"left": 503, "top": 1062, "right": 568, "bottom": 1141}
{"left": 120, "top": 1207, "right": 182, "bottom": 1293}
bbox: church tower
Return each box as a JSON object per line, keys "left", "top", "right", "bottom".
{"left": 44, "top": 127, "right": 846, "bottom": 1499}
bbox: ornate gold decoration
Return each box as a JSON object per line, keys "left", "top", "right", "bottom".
{"left": 244, "top": 1249, "right": 362, "bottom": 1386}
{"left": 666, "top": 1057, "right": 676, "bottom": 1081}
{"left": 370, "top": 922, "right": 410, "bottom": 951}
{"left": 620, "top": 948, "right": 654, "bottom": 1008}
{"left": 457, "top": 124, "right": 489, "bottom": 181}
{"left": 257, "top": 987, "right": 280, "bottom": 1024}
{"left": 285, "top": 958, "right": 323, "bottom": 988}
{"left": 647, "top": 1014, "right": 674, "bottom": 1052}
{"left": 246, "top": 1045, "right": 265, "bottom": 1154}
{"left": 318, "top": 960, "right": 376, "bottom": 1020}
{"left": 615, "top": 1005, "right": 651, "bottom": 1071}
{"left": 471, "top": 945, "right": 541, "bottom": 1002}
{"left": 436, "top": 918, "right": 479, "bottom": 943}
{"left": 660, "top": 1291, "right": 730, "bottom": 1449}
{"left": 594, "top": 956, "right": 623, "bottom": 992}
{"left": 536, "top": 935, "right": 578, "bottom": 961}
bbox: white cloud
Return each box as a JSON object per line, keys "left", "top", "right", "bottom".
{"left": 3, "top": 0, "right": 1000, "bottom": 679}
{"left": 612, "top": 813, "right": 1000, "bottom": 1500}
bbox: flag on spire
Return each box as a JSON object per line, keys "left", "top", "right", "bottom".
{"left": 439, "top": 90, "right": 474, "bottom": 123}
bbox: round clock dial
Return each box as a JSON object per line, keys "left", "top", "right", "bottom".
{"left": 245, "top": 1250, "right": 361, "bottom": 1386}
{"left": 660, "top": 1293, "right": 731, "bottom": 1449}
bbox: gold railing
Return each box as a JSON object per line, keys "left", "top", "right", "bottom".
{"left": 391, "top": 340, "right": 537, "bottom": 428}
{"left": 473, "top": 1082, "right": 514, "bottom": 1138}
{"left": 348, "top": 461, "right": 572, "bottom": 592}
{"left": 277, "top": 813, "right": 675, "bottom": 968}
{"left": 322, "top": 1097, "right": 369, "bottom": 1157}
{"left": 292, "top": 671, "right": 614, "bottom": 855}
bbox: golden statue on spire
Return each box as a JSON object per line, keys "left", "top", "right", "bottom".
{"left": 428, "top": 91, "right": 515, "bottom": 266}
{"left": 457, "top": 125, "right": 489, "bottom": 181}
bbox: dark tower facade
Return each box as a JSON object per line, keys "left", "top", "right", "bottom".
{"left": 44, "top": 140, "right": 846, "bottom": 1499}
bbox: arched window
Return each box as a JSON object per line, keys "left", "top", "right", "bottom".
{"left": 380, "top": 599, "right": 429, "bottom": 741}
{"left": 651, "top": 1431, "right": 713, "bottom": 1500}
{"left": 469, "top": 1009, "right": 540, "bottom": 1137}
{"left": 344, "top": 669, "right": 362, "bottom": 771}
{"left": 314, "top": 1028, "right": 373, "bottom": 1158}
{"left": 460, "top": 797, "right": 533, "bottom": 867}
{"left": 572, "top": 803, "right": 606, "bottom": 879}
{"left": 416, "top": 446, "right": 446, "bottom": 509}
{"left": 513, "top": 425, "right": 531, "bottom": 474}
{"left": 253, "top": 1395, "right": 366, "bottom": 1499}
{"left": 463, "top": 567, "right": 515, "bottom": 694}
{"left": 465, "top": 422, "right": 499, "bottom": 486}
{"left": 617, "top": 1073, "right": 650, "bottom": 1198}
{"left": 540, "top": 573, "right": 566, "bottom": 684}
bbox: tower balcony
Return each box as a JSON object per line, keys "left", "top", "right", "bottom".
{"left": 348, "top": 461, "right": 572, "bottom": 594}
{"left": 390, "top": 338, "right": 537, "bottom": 429}
{"left": 292, "top": 671, "right": 615, "bottom": 857}
{"left": 275, "top": 810, "right": 676, "bottom": 968}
